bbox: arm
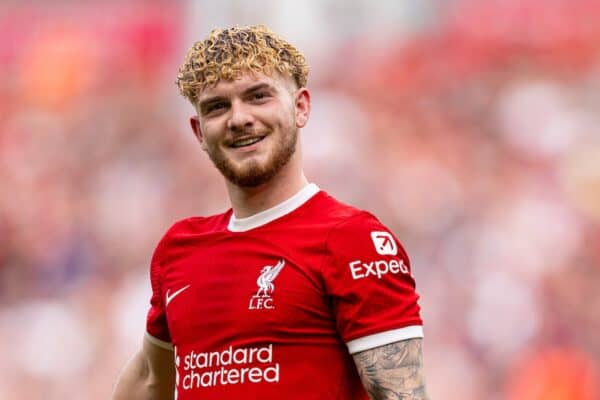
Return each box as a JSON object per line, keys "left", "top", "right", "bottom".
{"left": 112, "top": 335, "right": 176, "bottom": 400}
{"left": 353, "top": 338, "right": 430, "bottom": 400}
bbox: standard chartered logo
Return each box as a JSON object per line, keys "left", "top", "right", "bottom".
{"left": 177, "top": 344, "right": 279, "bottom": 390}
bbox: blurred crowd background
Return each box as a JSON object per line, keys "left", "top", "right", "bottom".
{"left": 1, "top": 1, "right": 600, "bottom": 399}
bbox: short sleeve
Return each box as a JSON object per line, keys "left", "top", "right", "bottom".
{"left": 145, "top": 238, "right": 172, "bottom": 349}
{"left": 322, "top": 212, "right": 423, "bottom": 354}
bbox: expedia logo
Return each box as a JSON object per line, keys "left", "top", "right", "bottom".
{"left": 349, "top": 258, "right": 409, "bottom": 280}
{"left": 370, "top": 231, "right": 397, "bottom": 256}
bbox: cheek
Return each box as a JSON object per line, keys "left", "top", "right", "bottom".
{"left": 199, "top": 123, "right": 221, "bottom": 144}
{"left": 270, "top": 104, "right": 296, "bottom": 131}
{"left": 258, "top": 100, "right": 294, "bottom": 126}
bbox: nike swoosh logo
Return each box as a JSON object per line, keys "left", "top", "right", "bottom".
{"left": 165, "top": 284, "right": 191, "bottom": 306}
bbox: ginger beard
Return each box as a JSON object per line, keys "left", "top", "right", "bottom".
{"left": 205, "top": 127, "right": 298, "bottom": 188}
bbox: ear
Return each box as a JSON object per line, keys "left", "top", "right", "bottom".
{"left": 190, "top": 116, "right": 208, "bottom": 151}
{"left": 294, "top": 88, "right": 311, "bottom": 128}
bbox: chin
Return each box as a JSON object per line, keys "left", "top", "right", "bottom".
{"left": 228, "top": 172, "right": 273, "bottom": 187}
{"left": 211, "top": 133, "right": 297, "bottom": 188}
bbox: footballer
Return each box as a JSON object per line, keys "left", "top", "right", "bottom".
{"left": 112, "top": 25, "right": 429, "bottom": 400}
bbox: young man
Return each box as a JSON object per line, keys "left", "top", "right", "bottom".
{"left": 112, "top": 25, "right": 429, "bottom": 400}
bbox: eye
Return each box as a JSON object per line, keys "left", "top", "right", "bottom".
{"left": 205, "top": 102, "right": 228, "bottom": 114}
{"left": 251, "top": 92, "right": 269, "bottom": 101}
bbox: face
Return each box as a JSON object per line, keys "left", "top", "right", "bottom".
{"left": 190, "top": 72, "right": 310, "bottom": 187}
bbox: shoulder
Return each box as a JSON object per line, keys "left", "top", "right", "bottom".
{"left": 169, "top": 209, "right": 232, "bottom": 234}
{"left": 326, "top": 211, "right": 405, "bottom": 257}
{"left": 167, "top": 210, "right": 231, "bottom": 237}
{"left": 315, "top": 194, "right": 409, "bottom": 264}
{"left": 151, "top": 210, "right": 232, "bottom": 264}
{"left": 316, "top": 192, "right": 392, "bottom": 240}
{"left": 308, "top": 191, "right": 368, "bottom": 225}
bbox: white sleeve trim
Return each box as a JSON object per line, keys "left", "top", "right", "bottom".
{"left": 145, "top": 332, "right": 173, "bottom": 350}
{"left": 346, "top": 325, "right": 424, "bottom": 354}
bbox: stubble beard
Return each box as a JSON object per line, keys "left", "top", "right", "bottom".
{"left": 207, "top": 128, "right": 298, "bottom": 188}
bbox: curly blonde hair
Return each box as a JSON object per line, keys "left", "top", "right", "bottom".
{"left": 176, "top": 25, "right": 309, "bottom": 105}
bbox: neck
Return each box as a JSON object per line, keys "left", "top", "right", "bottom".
{"left": 226, "top": 156, "right": 308, "bottom": 218}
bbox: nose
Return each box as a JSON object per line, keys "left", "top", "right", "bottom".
{"left": 226, "top": 100, "right": 254, "bottom": 133}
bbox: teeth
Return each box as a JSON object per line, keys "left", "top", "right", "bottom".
{"left": 231, "top": 137, "right": 263, "bottom": 148}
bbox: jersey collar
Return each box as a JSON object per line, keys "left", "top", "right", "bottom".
{"left": 228, "top": 183, "right": 320, "bottom": 232}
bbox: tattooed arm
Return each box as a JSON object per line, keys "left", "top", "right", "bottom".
{"left": 353, "top": 338, "right": 430, "bottom": 400}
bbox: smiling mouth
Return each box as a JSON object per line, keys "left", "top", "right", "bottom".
{"left": 229, "top": 136, "right": 265, "bottom": 148}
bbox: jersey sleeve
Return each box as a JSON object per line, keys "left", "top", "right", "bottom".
{"left": 145, "top": 234, "right": 173, "bottom": 350}
{"left": 322, "top": 212, "right": 423, "bottom": 354}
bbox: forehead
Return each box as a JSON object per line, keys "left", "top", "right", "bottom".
{"left": 197, "top": 71, "right": 294, "bottom": 102}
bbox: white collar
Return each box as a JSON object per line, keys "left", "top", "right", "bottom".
{"left": 228, "top": 183, "right": 320, "bottom": 232}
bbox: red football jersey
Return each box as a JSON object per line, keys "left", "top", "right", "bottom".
{"left": 146, "top": 184, "right": 423, "bottom": 399}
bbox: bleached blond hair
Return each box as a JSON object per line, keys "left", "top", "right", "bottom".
{"left": 176, "top": 25, "right": 309, "bottom": 104}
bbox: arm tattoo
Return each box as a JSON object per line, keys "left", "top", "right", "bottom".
{"left": 353, "top": 338, "right": 430, "bottom": 400}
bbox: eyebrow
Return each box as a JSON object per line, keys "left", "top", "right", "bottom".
{"left": 244, "top": 82, "right": 274, "bottom": 94}
{"left": 198, "top": 96, "right": 227, "bottom": 111}
{"left": 198, "top": 82, "right": 276, "bottom": 109}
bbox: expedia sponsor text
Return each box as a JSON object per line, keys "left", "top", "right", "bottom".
{"left": 349, "top": 258, "right": 409, "bottom": 280}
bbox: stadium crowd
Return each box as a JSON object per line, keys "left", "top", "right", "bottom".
{"left": 1, "top": 1, "right": 599, "bottom": 399}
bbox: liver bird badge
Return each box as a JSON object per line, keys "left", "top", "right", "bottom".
{"left": 256, "top": 259, "right": 286, "bottom": 297}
